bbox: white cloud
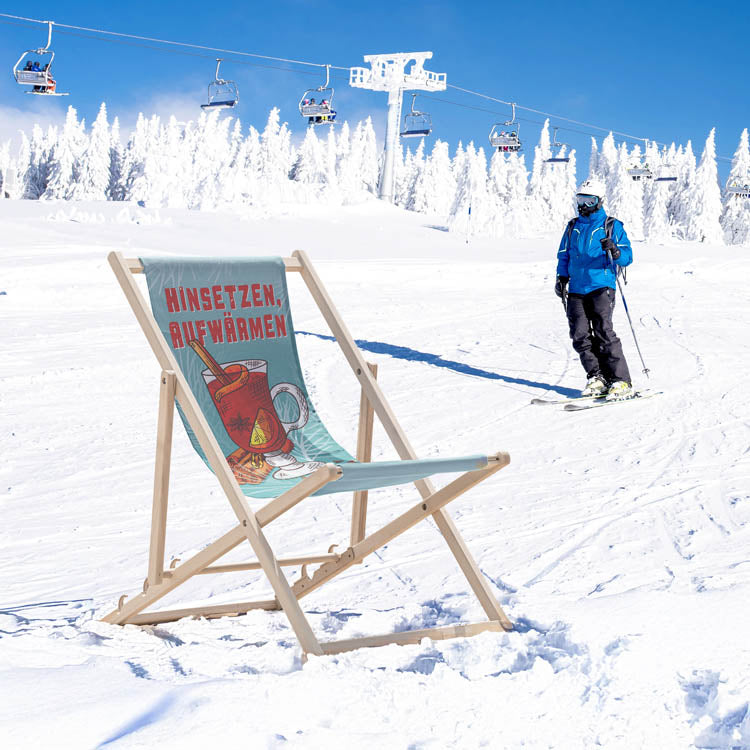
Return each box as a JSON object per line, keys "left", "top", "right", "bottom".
{"left": 0, "top": 101, "right": 68, "bottom": 150}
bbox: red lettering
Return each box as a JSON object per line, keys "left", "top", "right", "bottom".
{"left": 169, "top": 321, "right": 184, "bottom": 348}
{"left": 237, "top": 318, "right": 249, "bottom": 341}
{"left": 207, "top": 319, "right": 224, "bottom": 343}
{"left": 195, "top": 319, "right": 207, "bottom": 346}
{"left": 249, "top": 317, "right": 264, "bottom": 340}
{"left": 251, "top": 284, "right": 262, "bottom": 306}
{"left": 240, "top": 285, "right": 251, "bottom": 308}
{"left": 165, "top": 287, "right": 180, "bottom": 313}
{"left": 263, "top": 284, "right": 275, "bottom": 306}
{"left": 275, "top": 314, "right": 287, "bottom": 338}
{"left": 186, "top": 288, "right": 200, "bottom": 311}
{"left": 212, "top": 285, "right": 225, "bottom": 310}
{"left": 200, "top": 287, "right": 212, "bottom": 311}
{"left": 263, "top": 314, "right": 275, "bottom": 338}
{"left": 179, "top": 287, "right": 187, "bottom": 311}
{"left": 224, "top": 284, "right": 237, "bottom": 309}
{"left": 181, "top": 320, "right": 195, "bottom": 344}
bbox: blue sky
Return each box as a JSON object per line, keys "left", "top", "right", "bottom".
{"left": 1, "top": 0, "right": 748, "bottom": 178}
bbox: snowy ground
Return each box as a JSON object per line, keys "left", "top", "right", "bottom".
{"left": 2, "top": 198, "right": 750, "bottom": 749}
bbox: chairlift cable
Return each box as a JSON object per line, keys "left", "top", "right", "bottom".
{"left": 0, "top": 11, "right": 736, "bottom": 162}
{"left": 0, "top": 11, "right": 349, "bottom": 71}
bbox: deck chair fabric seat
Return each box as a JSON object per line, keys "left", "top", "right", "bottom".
{"left": 103, "top": 250, "right": 512, "bottom": 655}
{"left": 141, "top": 256, "right": 489, "bottom": 499}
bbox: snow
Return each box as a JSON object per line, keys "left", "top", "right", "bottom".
{"left": 2, "top": 197, "right": 750, "bottom": 749}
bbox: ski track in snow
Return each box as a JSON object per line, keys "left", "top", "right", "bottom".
{"left": 2, "top": 200, "right": 750, "bottom": 749}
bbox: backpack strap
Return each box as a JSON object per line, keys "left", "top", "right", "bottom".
{"left": 565, "top": 217, "right": 577, "bottom": 249}
{"left": 604, "top": 215, "right": 627, "bottom": 284}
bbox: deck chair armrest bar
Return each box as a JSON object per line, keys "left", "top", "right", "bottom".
{"left": 123, "top": 257, "right": 304, "bottom": 273}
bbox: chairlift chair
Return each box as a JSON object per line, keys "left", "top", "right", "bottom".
{"left": 299, "top": 64, "right": 336, "bottom": 125}
{"left": 400, "top": 93, "right": 432, "bottom": 138}
{"left": 654, "top": 163, "right": 677, "bottom": 182}
{"left": 727, "top": 182, "right": 750, "bottom": 198}
{"left": 12, "top": 21, "right": 68, "bottom": 96}
{"left": 489, "top": 102, "right": 521, "bottom": 152}
{"left": 545, "top": 128, "right": 570, "bottom": 163}
{"left": 201, "top": 59, "right": 239, "bottom": 110}
{"left": 627, "top": 163, "right": 654, "bottom": 181}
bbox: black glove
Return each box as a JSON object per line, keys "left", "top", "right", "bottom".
{"left": 554, "top": 275, "right": 568, "bottom": 298}
{"left": 601, "top": 237, "right": 620, "bottom": 260}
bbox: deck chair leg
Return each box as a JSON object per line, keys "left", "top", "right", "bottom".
{"left": 294, "top": 249, "right": 512, "bottom": 629}
{"left": 431, "top": 508, "right": 512, "bottom": 628}
{"left": 294, "top": 456, "right": 510, "bottom": 609}
{"left": 351, "top": 362, "right": 377, "bottom": 545}
{"left": 147, "top": 370, "right": 175, "bottom": 588}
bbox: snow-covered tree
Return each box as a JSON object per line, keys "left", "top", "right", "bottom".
{"left": 669, "top": 142, "right": 697, "bottom": 238}
{"left": 643, "top": 179, "right": 672, "bottom": 244}
{"left": 44, "top": 106, "right": 87, "bottom": 200}
{"left": 684, "top": 129, "right": 723, "bottom": 244}
{"left": 290, "top": 126, "right": 326, "bottom": 186}
{"left": 721, "top": 128, "right": 750, "bottom": 245}
{"left": 70, "top": 103, "right": 111, "bottom": 201}
{"left": 410, "top": 139, "right": 455, "bottom": 219}
{"left": 606, "top": 143, "right": 644, "bottom": 239}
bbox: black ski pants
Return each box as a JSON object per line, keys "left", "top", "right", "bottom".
{"left": 566, "top": 286, "right": 631, "bottom": 384}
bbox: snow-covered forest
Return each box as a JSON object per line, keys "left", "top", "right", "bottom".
{"left": 2, "top": 103, "right": 750, "bottom": 245}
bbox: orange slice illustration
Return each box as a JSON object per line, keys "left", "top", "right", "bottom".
{"left": 251, "top": 408, "right": 275, "bottom": 447}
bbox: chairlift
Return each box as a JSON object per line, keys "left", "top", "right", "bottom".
{"left": 489, "top": 102, "right": 521, "bottom": 152}
{"left": 545, "top": 127, "right": 570, "bottom": 163}
{"left": 299, "top": 64, "right": 336, "bottom": 125}
{"left": 654, "top": 164, "right": 677, "bottom": 182}
{"left": 200, "top": 59, "right": 239, "bottom": 110}
{"left": 627, "top": 162, "right": 653, "bottom": 181}
{"left": 400, "top": 93, "right": 432, "bottom": 138}
{"left": 727, "top": 182, "right": 750, "bottom": 198}
{"left": 12, "top": 21, "right": 68, "bottom": 96}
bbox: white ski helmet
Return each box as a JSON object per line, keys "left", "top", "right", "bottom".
{"left": 576, "top": 178, "right": 606, "bottom": 199}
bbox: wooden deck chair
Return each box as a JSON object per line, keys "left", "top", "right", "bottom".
{"left": 102, "top": 250, "right": 512, "bottom": 655}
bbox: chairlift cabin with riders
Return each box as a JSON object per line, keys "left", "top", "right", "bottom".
{"left": 201, "top": 58, "right": 239, "bottom": 110}
{"left": 489, "top": 102, "right": 521, "bottom": 152}
{"left": 12, "top": 20, "right": 67, "bottom": 96}
{"left": 727, "top": 182, "right": 750, "bottom": 198}
{"left": 299, "top": 64, "right": 337, "bottom": 125}
{"left": 628, "top": 163, "right": 654, "bottom": 181}
{"left": 545, "top": 127, "right": 570, "bottom": 163}
{"left": 400, "top": 93, "right": 432, "bottom": 138}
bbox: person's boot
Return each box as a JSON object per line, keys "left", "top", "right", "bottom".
{"left": 581, "top": 375, "right": 607, "bottom": 397}
{"left": 606, "top": 380, "right": 634, "bottom": 401}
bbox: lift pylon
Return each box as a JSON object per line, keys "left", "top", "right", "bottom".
{"left": 349, "top": 52, "right": 446, "bottom": 203}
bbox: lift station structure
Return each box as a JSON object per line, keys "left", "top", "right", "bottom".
{"left": 350, "top": 52, "right": 446, "bottom": 203}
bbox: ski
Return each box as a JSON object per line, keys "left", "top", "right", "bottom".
{"left": 530, "top": 393, "right": 606, "bottom": 406}
{"left": 563, "top": 389, "right": 661, "bottom": 411}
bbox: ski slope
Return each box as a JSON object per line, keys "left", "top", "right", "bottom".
{"left": 2, "top": 198, "right": 749, "bottom": 749}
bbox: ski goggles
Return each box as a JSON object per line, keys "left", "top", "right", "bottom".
{"left": 576, "top": 194, "right": 599, "bottom": 208}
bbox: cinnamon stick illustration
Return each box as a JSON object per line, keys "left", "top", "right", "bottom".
{"left": 188, "top": 339, "right": 232, "bottom": 386}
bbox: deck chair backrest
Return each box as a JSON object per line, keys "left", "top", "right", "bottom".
{"left": 142, "top": 257, "right": 353, "bottom": 499}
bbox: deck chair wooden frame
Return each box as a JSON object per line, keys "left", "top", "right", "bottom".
{"left": 102, "top": 250, "right": 512, "bottom": 656}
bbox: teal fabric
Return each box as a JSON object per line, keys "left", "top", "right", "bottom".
{"left": 312, "top": 455, "right": 488, "bottom": 496}
{"left": 140, "top": 257, "right": 487, "bottom": 499}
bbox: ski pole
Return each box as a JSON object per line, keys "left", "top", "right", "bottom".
{"left": 605, "top": 248, "right": 651, "bottom": 378}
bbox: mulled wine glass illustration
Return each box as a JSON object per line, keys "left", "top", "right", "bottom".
{"left": 189, "top": 340, "right": 323, "bottom": 480}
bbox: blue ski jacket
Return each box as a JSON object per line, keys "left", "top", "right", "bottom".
{"left": 556, "top": 208, "right": 633, "bottom": 295}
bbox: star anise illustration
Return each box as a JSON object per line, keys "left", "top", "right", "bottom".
{"left": 228, "top": 413, "right": 252, "bottom": 433}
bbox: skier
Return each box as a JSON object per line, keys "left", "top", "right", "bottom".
{"left": 555, "top": 178, "right": 634, "bottom": 401}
